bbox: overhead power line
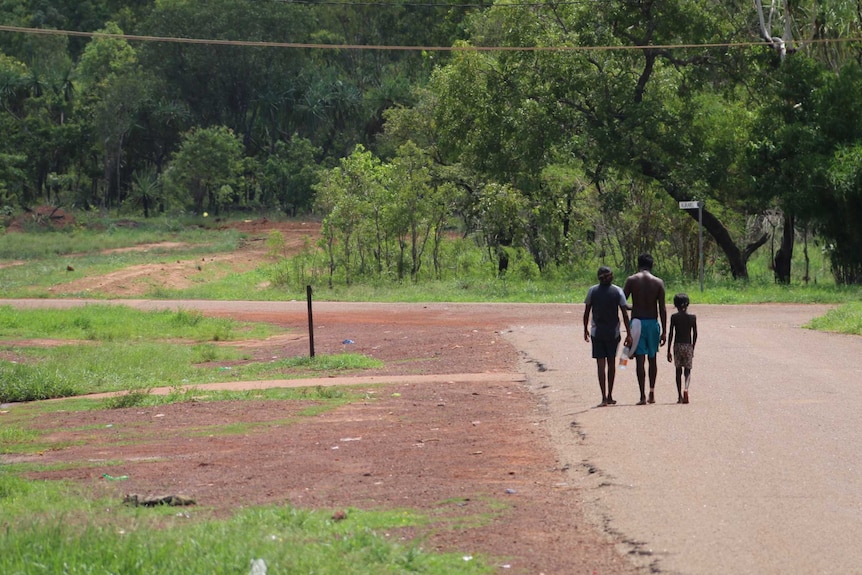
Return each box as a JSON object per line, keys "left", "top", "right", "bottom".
{"left": 0, "top": 24, "right": 859, "bottom": 52}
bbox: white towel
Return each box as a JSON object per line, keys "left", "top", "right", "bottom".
{"left": 626, "top": 318, "right": 641, "bottom": 359}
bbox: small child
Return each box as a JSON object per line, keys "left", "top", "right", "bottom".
{"left": 667, "top": 293, "right": 698, "bottom": 404}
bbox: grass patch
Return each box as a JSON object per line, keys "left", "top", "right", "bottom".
{"left": 0, "top": 303, "right": 381, "bottom": 403}
{"left": 0, "top": 346, "right": 381, "bottom": 403}
{"left": 0, "top": 476, "right": 492, "bottom": 575}
{"left": 244, "top": 275, "right": 861, "bottom": 306}
{"left": 0, "top": 304, "right": 274, "bottom": 342}
{"left": 0, "top": 424, "right": 39, "bottom": 444}
{"left": 0, "top": 226, "right": 243, "bottom": 298}
{"left": 804, "top": 301, "right": 862, "bottom": 335}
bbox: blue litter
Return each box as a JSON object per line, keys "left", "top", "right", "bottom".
{"left": 342, "top": 339, "right": 355, "bottom": 344}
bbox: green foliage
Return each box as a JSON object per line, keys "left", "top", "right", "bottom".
{"left": 0, "top": 302, "right": 387, "bottom": 402}
{"left": 101, "top": 387, "right": 154, "bottom": 409}
{"left": 805, "top": 302, "right": 862, "bottom": 334}
{"left": 261, "top": 138, "right": 322, "bottom": 215}
{"left": 3, "top": 0, "right": 862, "bottom": 286}
{"left": 164, "top": 126, "right": 246, "bottom": 213}
{"left": 265, "top": 229, "right": 287, "bottom": 258}
{"left": 314, "top": 143, "right": 463, "bottom": 284}
{"left": 0, "top": 488, "right": 491, "bottom": 575}
{"left": 0, "top": 305, "right": 267, "bottom": 342}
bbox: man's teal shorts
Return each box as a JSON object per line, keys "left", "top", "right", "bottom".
{"left": 634, "top": 318, "right": 660, "bottom": 357}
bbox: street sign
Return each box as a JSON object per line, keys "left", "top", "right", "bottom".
{"left": 678, "top": 200, "right": 704, "bottom": 292}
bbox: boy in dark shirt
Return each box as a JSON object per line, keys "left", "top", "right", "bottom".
{"left": 667, "top": 293, "right": 698, "bottom": 404}
{"left": 584, "top": 266, "right": 632, "bottom": 406}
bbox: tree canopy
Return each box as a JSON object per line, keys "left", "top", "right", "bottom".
{"left": 2, "top": 0, "right": 862, "bottom": 283}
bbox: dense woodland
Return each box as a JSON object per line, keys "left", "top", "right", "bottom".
{"left": 2, "top": 1, "right": 862, "bottom": 283}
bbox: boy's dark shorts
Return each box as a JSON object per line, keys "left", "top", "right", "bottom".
{"left": 592, "top": 336, "right": 621, "bottom": 359}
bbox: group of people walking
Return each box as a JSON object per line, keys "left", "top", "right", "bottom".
{"left": 583, "top": 253, "right": 698, "bottom": 407}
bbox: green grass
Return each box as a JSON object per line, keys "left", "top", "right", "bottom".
{"left": 0, "top": 222, "right": 242, "bottom": 297}
{"left": 2, "top": 213, "right": 860, "bottom": 306}
{"left": 0, "top": 304, "right": 382, "bottom": 402}
{"left": 0, "top": 304, "right": 274, "bottom": 341}
{"left": 0, "top": 340, "right": 381, "bottom": 402}
{"left": 0, "top": 216, "right": 237, "bottom": 260}
{"left": 0, "top": 475, "right": 492, "bottom": 575}
{"left": 804, "top": 301, "right": 862, "bottom": 334}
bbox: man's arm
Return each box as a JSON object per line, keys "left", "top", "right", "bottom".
{"left": 618, "top": 288, "right": 632, "bottom": 347}
{"left": 658, "top": 282, "right": 668, "bottom": 346}
{"left": 583, "top": 304, "right": 592, "bottom": 342}
{"left": 691, "top": 315, "right": 698, "bottom": 348}
{"left": 666, "top": 316, "right": 675, "bottom": 361}
{"left": 620, "top": 305, "right": 632, "bottom": 347}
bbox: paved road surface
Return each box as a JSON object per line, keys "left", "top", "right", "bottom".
{"left": 505, "top": 303, "right": 862, "bottom": 575}
{"left": 4, "top": 300, "right": 860, "bottom": 574}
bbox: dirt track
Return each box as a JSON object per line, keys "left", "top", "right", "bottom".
{"left": 4, "top": 299, "right": 861, "bottom": 574}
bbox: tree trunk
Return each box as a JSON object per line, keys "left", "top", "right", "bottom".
{"left": 639, "top": 159, "right": 768, "bottom": 279}
{"left": 773, "top": 213, "right": 795, "bottom": 284}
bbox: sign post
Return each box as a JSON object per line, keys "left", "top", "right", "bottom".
{"left": 306, "top": 285, "right": 315, "bottom": 358}
{"left": 679, "top": 201, "right": 704, "bottom": 292}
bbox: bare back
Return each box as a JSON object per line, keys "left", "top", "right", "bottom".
{"left": 624, "top": 270, "right": 666, "bottom": 321}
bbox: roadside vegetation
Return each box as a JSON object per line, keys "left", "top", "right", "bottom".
{"left": 0, "top": 286, "right": 492, "bottom": 574}
{"left": 1, "top": 217, "right": 859, "bottom": 575}
{"left": 7, "top": 2, "right": 862, "bottom": 571}
{"left": 0, "top": 304, "right": 380, "bottom": 403}
{"left": 0, "top": 473, "right": 491, "bottom": 575}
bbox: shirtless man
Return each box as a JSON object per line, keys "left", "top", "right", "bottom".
{"left": 623, "top": 253, "right": 667, "bottom": 405}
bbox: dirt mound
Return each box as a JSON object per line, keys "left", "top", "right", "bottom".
{"left": 6, "top": 206, "right": 75, "bottom": 232}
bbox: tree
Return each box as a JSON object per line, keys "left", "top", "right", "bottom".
{"left": 260, "top": 137, "right": 321, "bottom": 216}
{"left": 748, "top": 0, "right": 862, "bottom": 283}
{"left": 313, "top": 145, "right": 385, "bottom": 286}
{"left": 387, "top": 141, "right": 439, "bottom": 280}
{"left": 427, "top": 1, "right": 768, "bottom": 278}
{"left": 75, "top": 22, "right": 145, "bottom": 210}
{"left": 164, "top": 126, "right": 245, "bottom": 214}
{"left": 0, "top": 45, "right": 84, "bottom": 207}
{"left": 127, "top": 164, "right": 162, "bottom": 218}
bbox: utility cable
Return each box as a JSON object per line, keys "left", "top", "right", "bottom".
{"left": 0, "top": 24, "right": 858, "bottom": 52}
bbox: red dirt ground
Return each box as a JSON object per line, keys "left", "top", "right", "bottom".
{"left": 2, "top": 219, "right": 642, "bottom": 575}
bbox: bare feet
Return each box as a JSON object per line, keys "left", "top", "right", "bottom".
{"left": 648, "top": 391, "right": 655, "bottom": 404}
{"left": 683, "top": 391, "right": 689, "bottom": 404}
{"left": 606, "top": 399, "right": 617, "bottom": 405}
{"left": 637, "top": 398, "right": 647, "bottom": 405}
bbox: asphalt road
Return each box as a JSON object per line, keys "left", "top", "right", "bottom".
{"left": 4, "top": 299, "right": 860, "bottom": 574}
{"left": 505, "top": 303, "right": 862, "bottom": 575}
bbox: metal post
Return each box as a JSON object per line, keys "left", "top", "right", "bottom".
{"left": 306, "top": 285, "right": 315, "bottom": 358}
{"left": 679, "top": 200, "right": 705, "bottom": 293}
{"left": 698, "top": 202, "right": 704, "bottom": 293}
